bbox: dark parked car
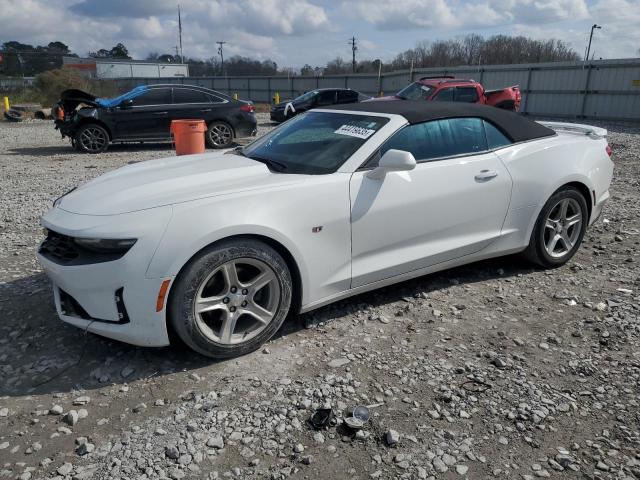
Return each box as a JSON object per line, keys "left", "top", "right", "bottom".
{"left": 54, "top": 84, "right": 257, "bottom": 153}
{"left": 270, "top": 88, "right": 371, "bottom": 122}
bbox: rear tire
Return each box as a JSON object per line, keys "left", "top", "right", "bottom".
{"left": 75, "top": 123, "right": 109, "bottom": 153}
{"left": 206, "top": 121, "right": 234, "bottom": 149}
{"left": 523, "top": 187, "right": 588, "bottom": 268}
{"left": 168, "top": 239, "right": 292, "bottom": 358}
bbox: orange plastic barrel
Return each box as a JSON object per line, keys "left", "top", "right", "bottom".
{"left": 170, "top": 119, "right": 207, "bottom": 156}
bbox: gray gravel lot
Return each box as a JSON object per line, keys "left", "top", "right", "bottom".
{"left": 0, "top": 114, "right": 639, "bottom": 480}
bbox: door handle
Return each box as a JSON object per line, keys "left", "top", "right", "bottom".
{"left": 475, "top": 169, "right": 498, "bottom": 181}
{"left": 153, "top": 111, "right": 168, "bottom": 115}
{"left": 200, "top": 108, "right": 212, "bottom": 112}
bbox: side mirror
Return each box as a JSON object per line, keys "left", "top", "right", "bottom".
{"left": 367, "top": 149, "right": 417, "bottom": 180}
{"left": 120, "top": 99, "right": 134, "bottom": 110}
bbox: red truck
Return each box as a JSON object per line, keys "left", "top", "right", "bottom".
{"left": 374, "top": 76, "right": 521, "bottom": 111}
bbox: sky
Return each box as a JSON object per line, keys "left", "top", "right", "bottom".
{"left": 0, "top": 0, "right": 638, "bottom": 69}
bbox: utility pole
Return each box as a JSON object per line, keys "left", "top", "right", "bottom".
{"left": 585, "top": 24, "right": 601, "bottom": 62}
{"left": 217, "top": 41, "right": 227, "bottom": 76}
{"left": 348, "top": 36, "right": 357, "bottom": 73}
{"left": 177, "top": 5, "right": 184, "bottom": 63}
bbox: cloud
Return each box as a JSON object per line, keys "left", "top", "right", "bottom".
{"left": 341, "top": 0, "right": 589, "bottom": 29}
{"left": 70, "top": 0, "right": 176, "bottom": 17}
{"left": 0, "top": 0, "right": 637, "bottom": 68}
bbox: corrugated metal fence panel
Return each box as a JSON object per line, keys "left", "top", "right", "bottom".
{"left": 108, "top": 59, "right": 640, "bottom": 120}
{"left": 589, "top": 63, "right": 640, "bottom": 91}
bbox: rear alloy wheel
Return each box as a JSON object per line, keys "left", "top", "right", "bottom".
{"left": 524, "top": 187, "right": 588, "bottom": 268}
{"left": 206, "top": 121, "right": 234, "bottom": 149}
{"left": 75, "top": 123, "right": 109, "bottom": 153}
{"left": 169, "top": 239, "right": 292, "bottom": 358}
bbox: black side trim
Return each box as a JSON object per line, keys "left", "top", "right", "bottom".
{"left": 114, "top": 287, "right": 130, "bottom": 324}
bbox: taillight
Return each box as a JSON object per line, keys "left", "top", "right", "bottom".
{"left": 240, "top": 104, "right": 255, "bottom": 113}
{"left": 606, "top": 144, "right": 612, "bottom": 157}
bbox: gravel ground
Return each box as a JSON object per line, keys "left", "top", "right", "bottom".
{"left": 0, "top": 114, "right": 639, "bottom": 480}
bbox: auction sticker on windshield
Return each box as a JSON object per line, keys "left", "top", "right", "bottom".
{"left": 334, "top": 124, "right": 376, "bottom": 139}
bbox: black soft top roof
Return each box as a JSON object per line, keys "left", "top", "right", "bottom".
{"left": 324, "top": 100, "right": 555, "bottom": 143}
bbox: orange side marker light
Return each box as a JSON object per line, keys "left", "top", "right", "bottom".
{"left": 156, "top": 279, "right": 172, "bottom": 312}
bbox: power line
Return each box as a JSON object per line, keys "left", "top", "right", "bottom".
{"left": 216, "top": 41, "right": 227, "bottom": 76}
{"left": 348, "top": 36, "right": 357, "bottom": 73}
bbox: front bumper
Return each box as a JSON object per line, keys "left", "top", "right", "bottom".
{"left": 37, "top": 206, "right": 174, "bottom": 347}
{"left": 270, "top": 110, "right": 286, "bottom": 122}
{"left": 234, "top": 113, "right": 258, "bottom": 139}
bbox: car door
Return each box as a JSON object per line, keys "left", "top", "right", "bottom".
{"left": 315, "top": 90, "right": 338, "bottom": 108}
{"left": 349, "top": 117, "right": 512, "bottom": 288}
{"left": 114, "top": 87, "right": 172, "bottom": 140}
{"left": 454, "top": 86, "right": 480, "bottom": 103}
{"left": 337, "top": 90, "right": 359, "bottom": 104}
{"left": 171, "top": 87, "right": 221, "bottom": 122}
{"left": 432, "top": 87, "right": 454, "bottom": 102}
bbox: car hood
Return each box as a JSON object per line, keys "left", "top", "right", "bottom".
{"left": 59, "top": 89, "right": 102, "bottom": 110}
{"left": 58, "top": 152, "right": 307, "bottom": 215}
{"left": 365, "top": 95, "right": 401, "bottom": 102}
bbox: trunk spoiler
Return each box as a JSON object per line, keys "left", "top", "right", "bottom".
{"left": 538, "top": 121, "right": 607, "bottom": 139}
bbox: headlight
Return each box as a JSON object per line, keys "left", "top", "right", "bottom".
{"left": 74, "top": 238, "right": 137, "bottom": 253}
{"left": 53, "top": 187, "right": 77, "bottom": 207}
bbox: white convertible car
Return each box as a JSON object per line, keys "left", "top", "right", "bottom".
{"left": 38, "top": 101, "right": 613, "bottom": 358}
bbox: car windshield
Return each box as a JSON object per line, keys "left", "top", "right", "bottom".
{"left": 242, "top": 112, "right": 389, "bottom": 174}
{"left": 294, "top": 91, "right": 317, "bottom": 103}
{"left": 396, "top": 82, "right": 434, "bottom": 100}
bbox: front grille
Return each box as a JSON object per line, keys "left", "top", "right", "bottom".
{"left": 39, "top": 230, "right": 80, "bottom": 264}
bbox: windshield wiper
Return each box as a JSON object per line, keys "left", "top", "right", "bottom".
{"left": 228, "top": 146, "right": 288, "bottom": 172}
{"left": 227, "top": 146, "right": 246, "bottom": 156}
{"left": 247, "top": 155, "right": 288, "bottom": 172}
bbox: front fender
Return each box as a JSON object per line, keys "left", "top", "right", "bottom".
{"left": 144, "top": 176, "right": 353, "bottom": 308}
{"left": 146, "top": 219, "right": 310, "bottom": 294}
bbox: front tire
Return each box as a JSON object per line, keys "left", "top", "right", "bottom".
{"left": 75, "top": 123, "right": 109, "bottom": 153}
{"left": 206, "top": 121, "right": 234, "bottom": 149}
{"left": 168, "top": 239, "right": 293, "bottom": 358}
{"left": 524, "top": 187, "right": 588, "bottom": 268}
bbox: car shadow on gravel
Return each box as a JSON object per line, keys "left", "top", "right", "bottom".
{"left": 0, "top": 254, "right": 536, "bottom": 398}
{"left": 6, "top": 143, "right": 175, "bottom": 158}
{"left": 7, "top": 142, "right": 246, "bottom": 158}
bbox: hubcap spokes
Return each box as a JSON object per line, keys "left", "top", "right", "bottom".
{"left": 194, "top": 258, "right": 280, "bottom": 344}
{"left": 543, "top": 198, "right": 582, "bottom": 258}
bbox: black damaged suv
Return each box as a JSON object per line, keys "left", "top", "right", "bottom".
{"left": 54, "top": 84, "right": 257, "bottom": 153}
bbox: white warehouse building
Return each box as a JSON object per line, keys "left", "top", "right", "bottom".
{"left": 63, "top": 57, "right": 189, "bottom": 79}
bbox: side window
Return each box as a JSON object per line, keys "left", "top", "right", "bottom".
{"left": 173, "top": 88, "right": 211, "bottom": 104}
{"left": 484, "top": 120, "right": 512, "bottom": 149}
{"left": 337, "top": 90, "right": 358, "bottom": 104}
{"left": 433, "top": 88, "right": 454, "bottom": 102}
{"left": 207, "top": 93, "right": 226, "bottom": 103}
{"left": 316, "top": 90, "right": 336, "bottom": 106}
{"left": 455, "top": 87, "right": 479, "bottom": 103}
{"left": 380, "top": 118, "right": 488, "bottom": 161}
{"left": 133, "top": 88, "right": 171, "bottom": 106}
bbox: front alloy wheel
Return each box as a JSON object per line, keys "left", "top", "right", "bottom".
{"left": 194, "top": 258, "right": 280, "bottom": 345}
{"left": 169, "top": 239, "right": 292, "bottom": 358}
{"left": 75, "top": 123, "right": 109, "bottom": 153}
